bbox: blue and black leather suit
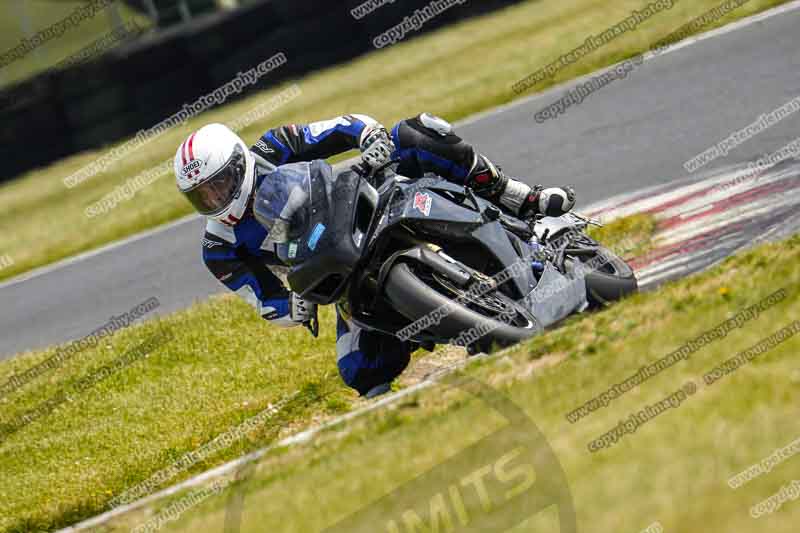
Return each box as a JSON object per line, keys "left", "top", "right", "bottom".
{"left": 202, "top": 114, "right": 511, "bottom": 396}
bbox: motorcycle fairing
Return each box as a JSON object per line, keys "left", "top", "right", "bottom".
{"left": 524, "top": 264, "right": 588, "bottom": 328}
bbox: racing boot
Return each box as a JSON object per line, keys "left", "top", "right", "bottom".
{"left": 466, "top": 154, "right": 576, "bottom": 220}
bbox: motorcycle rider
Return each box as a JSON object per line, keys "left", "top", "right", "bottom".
{"left": 175, "top": 113, "right": 575, "bottom": 397}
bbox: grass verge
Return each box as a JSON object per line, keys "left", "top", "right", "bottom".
{"left": 81, "top": 234, "right": 800, "bottom": 533}
{"left": 0, "top": 217, "right": 796, "bottom": 531}
{"left": 0, "top": 0, "right": 791, "bottom": 282}
{"left": 0, "top": 296, "right": 354, "bottom": 532}
{"left": 588, "top": 212, "right": 657, "bottom": 258}
{"left": 0, "top": 2, "right": 148, "bottom": 88}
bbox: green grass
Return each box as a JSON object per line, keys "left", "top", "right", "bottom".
{"left": 0, "top": 298, "right": 355, "bottom": 532}
{"left": 94, "top": 234, "right": 799, "bottom": 533}
{"left": 0, "top": 217, "right": 796, "bottom": 531}
{"left": 588, "top": 212, "right": 657, "bottom": 258}
{"left": 0, "top": 0, "right": 791, "bottom": 282}
{"left": 0, "top": 1, "right": 150, "bottom": 88}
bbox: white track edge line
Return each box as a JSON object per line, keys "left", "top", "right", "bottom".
{"left": 13, "top": 0, "right": 800, "bottom": 292}
{"left": 0, "top": 214, "right": 201, "bottom": 291}
{"left": 56, "top": 3, "right": 800, "bottom": 530}
{"left": 458, "top": 0, "right": 800, "bottom": 128}
{"left": 58, "top": 357, "right": 484, "bottom": 532}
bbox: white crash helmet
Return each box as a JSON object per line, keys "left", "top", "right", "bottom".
{"left": 174, "top": 123, "right": 256, "bottom": 225}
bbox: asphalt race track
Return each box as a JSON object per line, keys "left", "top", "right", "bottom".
{"left": 1, "top": 5, "right": 799, "bottom": 358}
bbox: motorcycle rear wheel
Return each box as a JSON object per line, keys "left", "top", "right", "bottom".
{"left": 568, "top": 245, "right": 638, "bottom": 308}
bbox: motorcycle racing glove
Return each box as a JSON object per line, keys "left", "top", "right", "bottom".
{"left": 360, "top": 126, "right": 395, "bottom": 170}
{"left": 270, "top": 292, "right": 318, "bottom": 328}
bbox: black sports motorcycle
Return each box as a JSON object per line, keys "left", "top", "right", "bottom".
{"left": 254, "top": 160, "right": 637, "bottom": 352}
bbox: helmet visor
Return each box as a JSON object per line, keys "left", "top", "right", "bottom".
{"left": 184, "top": 144, "right": 246, "bottom": 215}
{"left": 253, "top": 163, "right": 312, "bottom": 244}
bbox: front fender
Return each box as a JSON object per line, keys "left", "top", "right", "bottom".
{"left": 377, "top": 244, "right": 472, "bottom": 291}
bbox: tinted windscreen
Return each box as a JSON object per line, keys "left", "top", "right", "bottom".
{"left": 254, "top": 161, "right": 332, "bottom": 265}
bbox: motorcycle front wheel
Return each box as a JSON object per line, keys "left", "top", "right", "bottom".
{"left": 385, "top": 262, "right": 540, "bottom": 351}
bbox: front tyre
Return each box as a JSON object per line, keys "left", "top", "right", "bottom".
{"left": 385, "top": 263, "right": 539, "bottom": 349}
